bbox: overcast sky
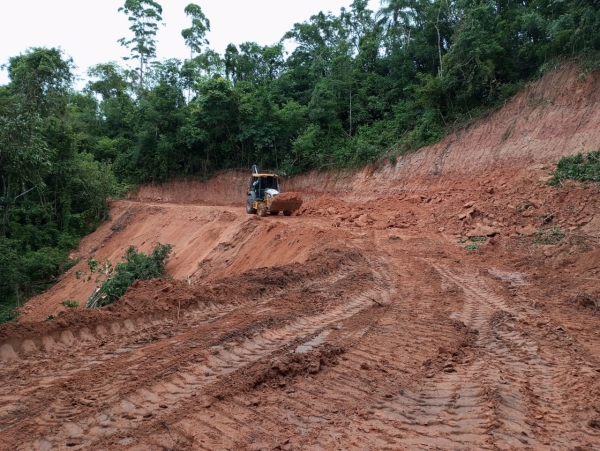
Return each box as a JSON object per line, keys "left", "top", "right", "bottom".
{"left": 0, "top": 0, "right": 379, "bottom": 88}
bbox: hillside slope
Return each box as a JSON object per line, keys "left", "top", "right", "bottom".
{"left": 131, "top": 62, "right": 600, "bottom": 203}
{"left": 1, "top": 63, "right": 599, "bottom": 451}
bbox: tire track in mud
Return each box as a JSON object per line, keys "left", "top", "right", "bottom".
{"left": 403, "top": 264, "right": 600, "bottom": 450}
{"left": 5, "top": 257, "right": 388, "bottom": 451}
{"left": 284, "top": 261, "right": 599, "bottom": 451}
{"left": 171, "top": 259, "right": 600, "bottom": 451}
{"left": 0, "top": 253, "right": 358, "bottom": 425}
{"left": 121, "top": 257, "right": 401, "bottom": 450}
{"left": 98, "top": 256, "right": 397, "bottom": 451}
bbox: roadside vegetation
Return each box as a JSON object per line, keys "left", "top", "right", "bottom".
{"left": 551, "top": 150, "right": 600, "bottom": 184}
{"left": 86, "top": 243, "right": 172, "bottom": 308}
{"left": 1, "top": 0, "right": 599, "bottom": 321}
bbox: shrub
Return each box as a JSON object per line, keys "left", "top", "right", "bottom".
{"left": 87, "top": 243, "right": 172, "bottom": 308}
{"left": 551, "top": 150, "right": 600, "bottom": 184}
{"left": 465, "top": 243, "right": 479, "bottom": 252}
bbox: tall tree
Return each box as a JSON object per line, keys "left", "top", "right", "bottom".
{"left": 118, "top": 0, "right": 163, "bottom": 91}
{"left": 181, "top": 4, "right": 211, "bottom": 101}
{"left": 181, "top": 3, "right": 211, "bottom": 58}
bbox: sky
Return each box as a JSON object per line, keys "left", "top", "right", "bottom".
{"left": 0, "top": 0, "right": 379, "bottom": 88}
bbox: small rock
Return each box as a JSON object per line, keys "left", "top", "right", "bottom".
{"left": 529, "top": 198, "right": 542, "bottom": 209}
{"left": 308, "top": 361, "right": 321, "bottom": 374}
{"left": 577, "top": 217, "right": 592, "bottom": 226}
{"left": 516, "top": 225, "right": 538, "bottom": 236}
{"left": 467, "top": 224, "right": 498, "bottom": 238}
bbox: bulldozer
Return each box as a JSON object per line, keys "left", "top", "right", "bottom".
{"left": 246, "top": 166, "right": 303, "bottom": 217}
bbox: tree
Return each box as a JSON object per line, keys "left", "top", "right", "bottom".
{"left": 118, "top": 0, "right": 163, "bottom": 91}
{"left": 6, "top": 47, "right": 74, "bottom": 115}
{"left": 181, "top": 3, "right": 211, "bottom": 58}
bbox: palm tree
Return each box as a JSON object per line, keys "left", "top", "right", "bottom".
{"left": 375, "top": 0, "right": 417, "bottom": 53}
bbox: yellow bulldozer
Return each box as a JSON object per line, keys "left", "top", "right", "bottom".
{"left": 246, "top": 166, "right": 303, "bottom": 217}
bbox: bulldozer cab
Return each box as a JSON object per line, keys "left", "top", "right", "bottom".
{"left": 249, "top": 174, "right": 280, "bottom": 201}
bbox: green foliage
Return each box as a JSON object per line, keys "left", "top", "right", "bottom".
{"left": 118, "top": 0, "right": 164, "bottom": 90}
{"left": 0, "top": 48, "right": 125, "bottom": 318}
{"left": 551, "top": 150, "right": 600, "bottom": 184}
{"left": 89, "top": 243, "right": 172, "bottom": 308}
{"left": 182, "top": 3, "right": 210, "bottom": 56}
{"left": 534, "top": 228, "right": 566, "bottom": 244}
{"left": 469, "top": 236, "right": 488, "bottom": 242}
{"left": 0, "top": 301, "right": 19, "bottom": 324}
{"left": 61, "top": 300, "right": 79, "bottom": 308}
{"left": 2, "top": 0, "right": 599, "bottom": 318}
{"left": 465, "top": 243, "right": 480, "bottom": 252}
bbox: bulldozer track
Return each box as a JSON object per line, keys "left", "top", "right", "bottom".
{"left": 3, "top": 256, "right": 392, "bottom": 450}
{"left": 108, "top": 258, "right": 600, "bottom": 451}
{"left": 1, "top": 159, "right": 600, "bottom": 451}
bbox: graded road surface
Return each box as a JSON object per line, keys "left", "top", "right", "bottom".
{"left": 2, "top": 179, "right": 600, "bottom": 450}
{"left": 1, "top": 63, "right": 600, "bottom": 450}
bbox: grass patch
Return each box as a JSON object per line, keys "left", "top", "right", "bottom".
{"left": 551, "top": 150, "right": 600, "bottom": 184}
{"left": 469, "top": 236, "right": 488, "bottom": 242}
{"left": 61, "top": 300, "right": 79, "bottom": 308}
{"left": 465, "top": 243, "right": 480, "bottom": 253}
{"left": 534, "top": 227, "right": 566, "bottom": 244}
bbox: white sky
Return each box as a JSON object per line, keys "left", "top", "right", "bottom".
{"left": 0, "top": 0, "right": 379, "bottom": 88}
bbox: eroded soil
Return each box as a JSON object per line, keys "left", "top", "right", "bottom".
{"left": 2, "top": 64, "right": 600, "bottom": 451}
{"left": 1, "top": 162, "right": 600, "bottom": 451}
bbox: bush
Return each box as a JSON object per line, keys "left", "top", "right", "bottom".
{"left": 87, "top": 243, "right": 172, "bottom": 308}
{"left": 551, "top": 150, "right": 600, "bottom": 184}
{"left": 0, "top": 302, "right": 19, "bottom": 324}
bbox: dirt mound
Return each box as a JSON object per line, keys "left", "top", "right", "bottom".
{"left": 0, "top": 246, "right": 365, "bottom": 344}
{"left": 274, "top": 192, "right": 303, "bottom": 203}
{"left": 298, "top": 194, "right": 352, "bottom": 216}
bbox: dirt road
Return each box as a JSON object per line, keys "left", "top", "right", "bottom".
{"left": 2, "top": 63, "right": 600, "bottom": 450}
{"left": 1, "top": 175, "right": 600, "bottom": 450}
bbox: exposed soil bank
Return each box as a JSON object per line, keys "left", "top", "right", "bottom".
{"left": 131, "top": 62, "right": 600, "bottom": 203}
{"left": 1, "top": 62, "right": 599, "bottom": 451}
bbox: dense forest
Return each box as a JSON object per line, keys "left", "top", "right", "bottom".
{"left": 1, "top": 0, "right": 599, "bottom": 319}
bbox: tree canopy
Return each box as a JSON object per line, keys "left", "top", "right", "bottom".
{"left": 1, "top": 0, "right": 599, "bottom": 319}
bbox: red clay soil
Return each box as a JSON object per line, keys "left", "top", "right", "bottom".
{"left": 1, "top": 63, "right": 600, "bottom": 451}
{"left": 272, "top": 192, "right": 304, "bottom": 205}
